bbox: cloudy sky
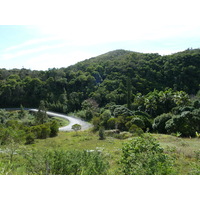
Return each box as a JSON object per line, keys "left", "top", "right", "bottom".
{"left": 0, "top": 0, "right": 200, "bottom": 70}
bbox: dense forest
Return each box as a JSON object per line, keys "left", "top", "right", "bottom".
{"left": 0, "top": 48, "right": 200, "bottom": 137}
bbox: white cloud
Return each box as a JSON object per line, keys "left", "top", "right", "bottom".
{"left": 24, "top": 51, "right": 97, "bottom": 70}
{"left": 1, "top": 42, "right": 69, "bottom": 60}
{"left": 4, "top": 37, "right": 59, "bottom": 52}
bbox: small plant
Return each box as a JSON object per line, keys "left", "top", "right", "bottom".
{"left": 195, "top": 131, "right": 200, "bottom": 138}
{"left": 171, "top": 132, "right": 182, "bottom": 137}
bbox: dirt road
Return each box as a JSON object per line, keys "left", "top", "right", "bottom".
{"left": 30, "top": 109, "right": 93, "bottom": 131}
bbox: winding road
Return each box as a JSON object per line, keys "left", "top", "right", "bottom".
{"left": 29, "top": 109, "right": 93, "bottom": 131}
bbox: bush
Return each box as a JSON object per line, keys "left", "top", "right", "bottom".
{"left": 120, "top": 134, "right": 174, "bottom": 175}
{"left": 29, "top": 125, "right": 42, "bottom": 139}
{"left": 25, "top": 132, "right": 35, "bottom": 144}
{"left": 165, "top": 110, "right": 200, "bottom": 137}
{"left": 129, "top": 124, "right": 144, "bottom": 136}
{"left": 72, "top": 124, "right": 82, "bottom": 132}
{"left": 107, "top": 118, "right": 117, "bottom": 129}
{"left": 92, "top": 116, "right": 101, "bottom": 131}
{"left": 32, "top": 124, "right": 51, "bottom": 139}
{"left": 115, "top": 115, "right": 127, "bottom": 131}
{"left": 100, "top": 109, "right": 111, "bottom": 128}
{"left": 131, "top": 117, "right": 145, "bottom": 129}
{"left": 49, "top": 120, "right": 59, "bottom": 137}
{"left": 99, "top": 126, "right": 105, "bottom": 140}
{"left": 152, "top": 113, "right": 172, "bottom": 133}
{"left": 40, "top": 124, "right": 51, "bottom": 139}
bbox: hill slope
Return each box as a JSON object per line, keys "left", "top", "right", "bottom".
{"left": 0, "top": 48, "right": 200, "bottom": 111}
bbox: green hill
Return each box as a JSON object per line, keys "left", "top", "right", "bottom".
{"left": 0, "top": 48, "right": 200, "bottom": 111}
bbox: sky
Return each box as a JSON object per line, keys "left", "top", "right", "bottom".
{"left": 0, "top": 0, "right": 200, "bottom": 70}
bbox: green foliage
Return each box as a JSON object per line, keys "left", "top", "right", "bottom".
{"left": 0, "top": 109, "right": 10, "bottom": 123}
{"left": 100, "top": 109, "right": 111, "bottom": 128}
{"left": 23, "top": 149, "right": 109, "bottom": 175}
{"left": 91, "top": 116, "right": 101, "bottom": 131}
{"left": 131, "top": 117, "right": 145, "bottom": 129}
{"left": 195, "top": 131, "right": 200, "bottom": 138}
{"left": 19, "top": 105, "right": 26, "bottom": 119}
{"left": 0, "top": 127, "right": 25, "bottom": 145}
{"left": 25, "top": 132, "right": 35, "bottom": 145}
{"left": 152, "top": 113, "right": 172, "bottom": 133}
{"left": 0, "top": 49, "right": 200, "bottom": 140}
{"left": 165, "top": 109, "right": 200, "bottom": 137}
{"left": 72, "top": 124, "right": 82, "bottom": 133}
{"left": 128, "top": 124, "right": 144, "bottom": 136}
{"left": 39, "top": 124, "right": 51, "bottom": 139}
{"left": 115, "top": 116, "right": 127, "bottom": 131}
{"left": 0, "top": 49, "right": 200, "bottom": 112}
{"left": 107, "top": 118, "right": 117, "bottom": 129}
{"left": 36, "top": 100, "right": 48, "bottom": 124}
{"left": 113, "top": 106, "right": 133, "bottom": 117}
{"left": 120, "top": 134, "right": 174, "bottom": 175}
{"left": 80, "top": 98, "right": 99, "bottom": 121}
{"left": 49, "top": 120, "right": 59, "bottom": 137}
{"left": 134, "top": 89, "right": 190, "bottom": 117}
{"left": 99, "top": 126, "right": 105, "bottom": 140}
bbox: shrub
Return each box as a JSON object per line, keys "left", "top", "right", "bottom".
{"left": 107, "top": 118, "right": 117, "bottom": 129}
{"left": 100, "top": 109, "right": 111, "bottom": 128}
{"left": 99, "top": 126, "right": 105, "bottom": 140}
{"left": 49, "top": 120, "right": 59, "bottom": 137}
{"left": 152, "top": 113, "right": 172, "bottom": 133}
{"left": 40, "top": 124, "right": 51, "bottom": 139}
{"left": 120, "top": 134, "right": 174, "bottom": 175}
{"left": 115, "top": 115, "right": 127, "bottom": 131}
{"left": 129, "top": 124, "right": 144, "bottom": 136}
{"left": 25, "top": 132, "right": 35, "bottom": 144}
{"left": 131, "top": 117, "right": 145, "bottom": 129}
{"left": 33, "top": 124, "right": 51, "bottom": 139}
{"left": 72, "top": 124, "right": 82, "bottom": 132}
{"left": 92, "top": 116, "right": 101, "bottom": 131}
{"left": 165, "top": 110, "right": 200, "bottom": 137}
{"left": 29, "top": 125, "right": 42, "bottom": 139}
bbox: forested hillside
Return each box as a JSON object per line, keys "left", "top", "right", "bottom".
{"left": 1, "top": 48, "right": 200, "bottom": 108}
{"left": 0, "top": 48, "right": 200, "bottom": 137}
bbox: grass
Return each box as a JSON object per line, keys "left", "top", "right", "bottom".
{"left": 31, "top": 129, "right": 124, "bottom": 174}
{"left": 152, "top": 134, "right": 200, "bottom": 174}
{"left": 1, "top": 126, "right": 199, "bottom": 174}
{"left": 29, "top": 131, "right": 200, "bottom": 175}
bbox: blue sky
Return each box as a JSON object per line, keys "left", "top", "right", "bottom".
{"left": 0, "top": 0, "right": 200, "bottom": 70}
